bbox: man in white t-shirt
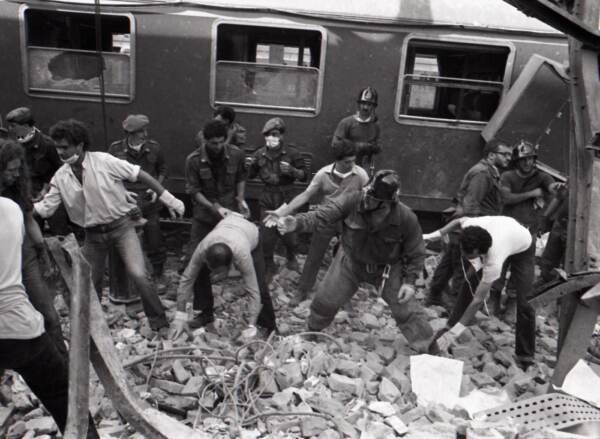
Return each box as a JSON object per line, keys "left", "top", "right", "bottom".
{"left": 424, "top": 215, "right": 536, "bottom": 369}
{"left": 0, "top": 196, "right": 99, "bottom": 437}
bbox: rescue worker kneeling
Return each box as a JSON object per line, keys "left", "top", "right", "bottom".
{"left": 275, "top": 170, "right": 436, "bottom": 352}
{"left": 171, "top": 213, "right": 277, "bottom": 339}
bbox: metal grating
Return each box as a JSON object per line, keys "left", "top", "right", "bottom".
{"left": 474, "top": 393, "right": 600, "bottom": 432}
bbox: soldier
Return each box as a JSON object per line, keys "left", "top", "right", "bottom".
{"left": 424, "top": 215, "right": 537, "bottom": 370}
{"left": 276, "top": 170, "right": 436, "bottom": 353}
{"left": 213, "top": 106, "right": 247, "bottom": 148}
{"left": 425, "top": 139, "right": 512, "bottom": 308}
{"left": 5, "top": 107, "right": 70, "bottom": 235}
{"left": 332, "top": 87, "right": 381, "bottom": 174}
{"left": 34, "top": 119, "right": 185, "bottom": 337}
{"left": 490, "top": 140, "right": 560, "bottom": 314}
{"left": 246, "top": 117, "right": 307, "bottom": 276}
{"left": 109, "top": 114, "right": 167, "bottom": 279}
{"left": 184, "top": 119, "right": 248, "bottom": 328}
{"left": 171, "top": 213, "right": 276, "bottom": 339}
{"left": 264, "top": 141, "right": 369, "bottom": 304}
{"left": 0, "top": 196, "right": 99, "bottom": 438}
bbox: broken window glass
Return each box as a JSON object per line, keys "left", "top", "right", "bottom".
{"left": 24, "top": 9, "right": 132, "bottom": 99}
{"left": 215, "top": 23, "right": 323, "bottom": 112}
{"left": 399, "top": 40, "right": 510, "bottom": 123}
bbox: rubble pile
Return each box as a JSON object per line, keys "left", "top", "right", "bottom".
{"left": 0, "top": 253, "right": 597, "bottom": 439}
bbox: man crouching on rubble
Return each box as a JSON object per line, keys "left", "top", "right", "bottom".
{"left": 275, "top": 170, "right": 436, "bottom": 353}
{"left": 424, "top": 215, "right": 536, "bottom": 370}
{"left": 171, "top": 212, "right": 277, "bottom": 340}
{"left": 0, "top": 196, "right": 99, "bottom": 438}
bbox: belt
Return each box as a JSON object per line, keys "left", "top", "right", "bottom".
{"left": 85, "top": 215, "right": 130, "bottom": 234}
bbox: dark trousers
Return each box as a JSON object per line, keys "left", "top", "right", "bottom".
{"left": 0, "top": 334, "right": 99, "bottom": 438}
{"left": 83, "top": 218, "right": 167, "bottom": 330}
{"left": 188, "top": 219, "right": 218, "bottom": 313}
{"left": 140, "top": 202, "right": 166, "bottom": 275}
{"left": 540, "top": 221, "right": 567, "bottom": 282}
{"left": 260, "top": 223, "right": 298, "bottom": 269}
{"left": 428, "top": 234, "right": 465, "bottom": 300}
{"left": 22, "top": 236, "right": 67, "bottom": 357}
{"left": 298, "top": 224, "right": 338, "bottom": 293}
{"left": 309, "top": 248, "right": 434, "bottom": 353}
{"left": 447, "top": 241, "right": 537, "bottom": 361}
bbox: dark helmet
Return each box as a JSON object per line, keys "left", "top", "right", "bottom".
{"left": 513, "top": 140, "right": 538, "bottom": 160}
{"left": 206, "top": 243, "right": 233, "bottom": 269}
{"left": 366, "top": 170, "right": 400, "bottom": 201}
{"left": 357, "top": 87, "right": 378, "bottom": 106}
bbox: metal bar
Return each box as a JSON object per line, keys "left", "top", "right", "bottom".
{"left": 47, "top": 235, "right": 209, "bottom": 439}
{"left": 62, "top": 239, "right": 90, "bottom": 439}
{"left": 528, "top": 273, "right": 600, "bottom": 307}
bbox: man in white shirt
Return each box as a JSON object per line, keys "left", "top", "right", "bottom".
{"left": 171, "top": 213, "right": 276, "bottom": 338}
{"left": 34, "top": 119, "right": 185, "bottom": 335}
{"left": 424, "top": 215, "right": 536, "bottom": 369}
{"left": 0, "top": 196, "right": 99, "bottom": 437}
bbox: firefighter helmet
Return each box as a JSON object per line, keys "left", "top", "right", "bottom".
{"left": 366, "top": 169, "right": 400, "bottom": 201}
{"left": 357, "top": 87, "right": 378, "bottom": 106}
{"left": 513, "top": 140, "right": 538, "bottom": 160}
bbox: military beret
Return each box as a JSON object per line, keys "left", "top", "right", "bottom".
{"left": 262, "top": 117, "right": 285, "bottom": 135}
{"left": 6, "top": 107, "right": 34, "bottom": 125}
{"left": 122, "top": 114, "right": 149, "bottom": 133}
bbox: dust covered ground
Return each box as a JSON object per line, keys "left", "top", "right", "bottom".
{"left": 1, "top": 226, "right": 599, "bottom": 439}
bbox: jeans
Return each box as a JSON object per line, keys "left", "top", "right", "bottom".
{"left": 298, "top": 224, "right": 338, "bottom": 293}
{"left": 447, "top": 240, "right": 536, "bottom": 361}
{"left": 22, "top": 235, "right": 67, "bottom": 357}
{"left": 83, "top": 218, "right": 167, "bottom": 330}
{"left": 140, "top": 202, "right": 166, "bottom": 275}
{"left": 188, "top": 219, "right": 218, "bottom": 313}
{"left": 0, "top": 334, "right": 99, "bottom": 438}
{"left": 308, "top": 248, "right": 434, "bottom": 353}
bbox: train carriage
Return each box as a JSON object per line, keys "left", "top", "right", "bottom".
{"left": 0, "top": 0, "right": 570, "bottom": 219}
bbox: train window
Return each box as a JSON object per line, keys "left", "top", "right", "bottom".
{"left": 22, "top": 9, "right": 133, "bottom": 101}
{"left": 214, "top": 23, "right": 324, "bottom": 114}
{"left": 398, "top": 39, "right": 510, "bottom": 124}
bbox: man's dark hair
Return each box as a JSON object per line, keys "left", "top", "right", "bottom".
{"left": 213, "top": 106, "right": 236, "bottom": 124}
{"left": 49, "top": 119, "right": 91, "bottom": 150}
{"left": 483, "top": 138, "right": 508, "bottom": 156}
{"left": 0, "top": 139, "right": 31, "bottom": 211}
{"left": 203, "top": 120, "right": 229, "bottom": 141}
{"left": 206, "top": 242, "right": 233, "bottom": 269}
{"left": 332, "top": 142, "right": 357, "bottom": 161}
{"left": 460, "top": 226, "right": 493, "bottom": 255}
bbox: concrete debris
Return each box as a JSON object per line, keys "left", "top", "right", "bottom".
{"left": 0, "top": 246, "right": 569, "bottom": 439}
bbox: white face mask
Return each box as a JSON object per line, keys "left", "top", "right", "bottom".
{"left": 16, "top": 128, "right": 36, "bottom": 144}
{"left": 468, "top": 257, "right": 483, "bottom": 272}
{"left": 265, "top": 136, "right": 280, "bottom": 149}
{"left": 128, "top": 143, "right": 143, "bottom": 152}
{"left": 61, "top": 154, "right": 80, "bottom": 165}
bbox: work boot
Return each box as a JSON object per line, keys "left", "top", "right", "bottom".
{"left": 188, "top": 312, "right": 215, "bottom": 329}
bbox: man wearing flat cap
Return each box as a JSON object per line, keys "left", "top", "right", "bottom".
{"left": 109, "top": 114, "right": 168, "bottom": 279}
{"left": 246, "top": 117, "right": 307, "bottom": 278}
{"left": 5, "top": 107, "right": 70, "bottom": 235}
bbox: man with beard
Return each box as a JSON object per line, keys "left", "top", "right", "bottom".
{"left": 184, "top": 119, "right": 248, "bottom": 328}
{"left": 490, "top": 140, "right": 561, "bottom": 314}
{"left": 5, "top": 107, "right": 70, "bottom": 235}
{"left": 246, "top": 117, "right": 307, "bottom": 276}
{"left": 332, "top": 87, "right": 381, "bottom": 174}
{"left": 276, "top": 170, "right": 436, "bottom": 353}
{"left": 425, "top": 139, "right": 512, "bottom": 308}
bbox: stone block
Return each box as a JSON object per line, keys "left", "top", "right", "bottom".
{"left": 493, "top": 350, "right": 514, "bottom": 368}
{"left": 378, "top": 377, "right": 401, "bottom": 403}
{"left": 181, "top": 376, "right": 204, "bottom": 396}
{"left": 301, "top": 416, "right": 329, "bottom": 437}
{"left": 361, "top": 313, "right": 380, "bottom": 329}
{"left": 358, "top": 420, "right": 396, "bottom": 439}
{"left": 384, "top": 415, "right": 408, "bottom": 436}
{"left": 375, "top": 344, "right": 396, "bottom": 363}
{"left": 482, "top": 362, "right": 505, "bottom": 381}
{"left": 7, "top": 420, "right": 26, "bottom": 439}
{"left": 275, "top": 361, "right": 304, "bottom": 389}
{"left": 318, "top": 428, "right": 341, "bottom": 439}
{"left": 25, "top": 417, "right": 57, "bottom": 435}
{"left": 470, "top": 372, "right": 497, "bottom": 388}
{"left": 365, "top": 352, "right": 385, "bottom": 374}
{"left": 335, "top": 359, "right": 361, "bottom": 378}
{"left": 172, "top": 360, "right": 191, "bottom": 384}
{"left": 328, "top": 373, "right": 358, "bottom": 394}
{"left": 368, "top": 401, "right": 396, "bottom": 417}
{"left": 151, "top": 378, "right": 185, "bottom": 395}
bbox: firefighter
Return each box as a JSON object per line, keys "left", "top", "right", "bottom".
{"left": 246, "top": 117, "right": 307, "bottom": 277}
{"left": 424, "top": 215, "right": 537, "bottom": 370}
{"left": 184, "top": 119, "right": 248, "bottom": 328}
{"left": 491, "top": 140, "right": 561, "bottom": 315}
{"left": 276, "top": 170, "right": 436, "bottom": 353}
{"left": 109, "top": 114, "right": 168, "bottom": 280}
{"left": 331, "top": 87, "right": 381, "bottom": 174}
{"left": 425, "top": 139, "right": 512, "bottom": 309}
